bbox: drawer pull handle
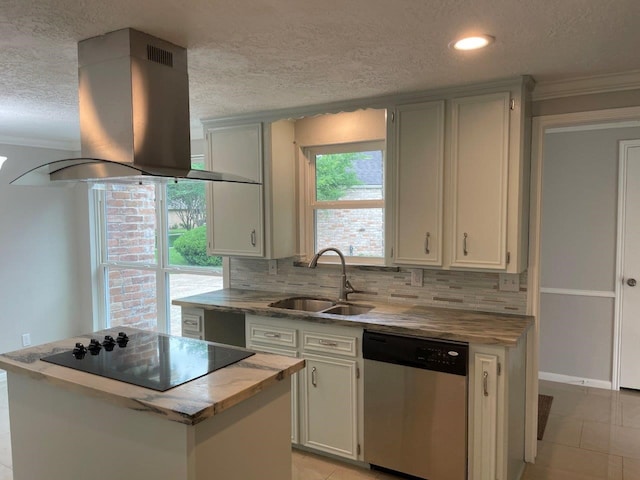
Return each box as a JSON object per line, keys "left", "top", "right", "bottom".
{"left": 183, "top": 320, "right": 198, "bottom": 326}
{"left": 425, "top": 232, "right": 430, "bottom": 255}
{"left": 250, "top": 229, "right": 257, "bottom": 247}
{"left": 319, "top": 339, "right": 338, "bottom": 347}
{"left": 463, "top": 232, "right": 469, "bottom": 256}
{"left": 263, "top": 332, "right": 281, "bottom": 339}
{"left": 311, "top": 366, "right": 317, "bottom": 387}
{"left": 483, "top": 371, "right": 489, "bottom": 397}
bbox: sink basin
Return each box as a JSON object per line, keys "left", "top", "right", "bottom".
{"left": 269, "top": 297, "right": 336, "bottom": 312}
{"left": 268, "top": 297, "right": 374, "bottom": 316}
{"left": 322, "top": 303, "right": 374, "bottom": 316}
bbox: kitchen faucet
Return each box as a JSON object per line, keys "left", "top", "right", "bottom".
{"left": 308, "top": 247, "right": 357, "bottom": 302}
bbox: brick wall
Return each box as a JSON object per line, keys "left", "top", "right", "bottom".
{"left": 105, "top": 185, "right": 158, "bottom": 331}
{"left": 316, "top": 185, "right": 384, "bottom": 257}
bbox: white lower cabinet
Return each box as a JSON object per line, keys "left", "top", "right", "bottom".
{"left": 181, "top": 308, "right": 204, "bottom": 340}
{"left": 469, "top": 338, "right": 526, "bottom": 480}
{"left": 471, "top": 353, "right": 499, "bottom": 480}
{"left": 245, "top": 314, "right": 363, "bottom": 461}
{"left": 301, "top": 353, "right": 358, "bottom": 459}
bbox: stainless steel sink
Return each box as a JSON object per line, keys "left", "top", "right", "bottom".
{"left": 322, "top": 303, "right": 374, "bottom": 316}
{"left": 268, "top": 296, "right": 373, "bottom": 316}
{"left": 269, "top": 297, "right": 336, "bottom": 312}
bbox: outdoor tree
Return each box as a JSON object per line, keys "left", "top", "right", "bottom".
{"left": 316, "top": 152, "right": 362, "bottom": 201}
{"left": 166, "top": 181, "right": 206, "bottom": 230}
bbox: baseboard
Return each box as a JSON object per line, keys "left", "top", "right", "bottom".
{"left": 539, "top": 371, "right": 612, "bottom": 390}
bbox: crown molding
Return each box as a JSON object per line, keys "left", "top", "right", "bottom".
{"left": 0, "top": 135, "right": 80, "bottom": 151}
{"left": 202, "top": 75, "right": 534, "bottom": 126}
{"left": 532, "top": 70, "right": 640, "bottom": 101}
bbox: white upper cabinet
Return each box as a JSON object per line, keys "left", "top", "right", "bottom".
{"left": 204, "top": 120, "right": 296, "bottom": 259}
{"left": 394, "top": 101, "right": 445, "bottom": 266}
{"left": 392, "top": 78, "right": 532, "bottom": 273}
{"left": 449, "top": 92, "right": 511, "bottom": 270}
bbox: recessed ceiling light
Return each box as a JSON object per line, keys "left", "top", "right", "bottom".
{"left": 450, "top": 35, "right": 495, "bottom": 51}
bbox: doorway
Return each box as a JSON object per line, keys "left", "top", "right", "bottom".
{"left": 528, "top": 106, "right": 640, "bottom": 461}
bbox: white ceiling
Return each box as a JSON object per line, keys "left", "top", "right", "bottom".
{"left": 2, "top": 0, "right": 640, "bottom": 148}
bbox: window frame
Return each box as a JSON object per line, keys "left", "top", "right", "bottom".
{"left": 92, "top": 169, "right": 222, "bottom": 334}
{"left": 303, "top": 140, "right": 386, "bottom": 265}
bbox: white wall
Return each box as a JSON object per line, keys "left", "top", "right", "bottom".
{"left": 539, "top": 126, "right": 640, "bottom": 383}
{"left": 294, "top": 109, "right": 386, "bottom": 147}
{"left": 0, "top": 144, "right": 93, "bottom": 353}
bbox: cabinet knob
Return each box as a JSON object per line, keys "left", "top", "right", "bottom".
{"left": 627, "top": 278, "right": 637, "bottom": 287}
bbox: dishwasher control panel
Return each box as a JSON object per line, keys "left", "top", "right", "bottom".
{"left": 363, "top": 331, "right": 468, "bottom": 376}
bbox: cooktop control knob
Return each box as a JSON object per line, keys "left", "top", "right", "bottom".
{"left": 72, "top": 342, "right": 87, "bottom": 359}
{"left": 87, "top": 339, "right": 102, "bottom": 355}
{"left": 102, "top": 335, "right": 116, "bottom": 351}
{"left": 116, "top": 332, "right": 129, "bottom": 347}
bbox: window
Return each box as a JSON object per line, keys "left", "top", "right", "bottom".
{"left": 94, "top": 157, "right": 223, "bottom": 335}
{"left": 304, "top": 141, "right": 385, "bottom": 263}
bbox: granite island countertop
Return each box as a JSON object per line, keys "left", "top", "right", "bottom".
{"left": 0, "top": 326, "right": 304, "bottom": 426}
{"left": 172, "top": 288, "right": 533, "bottom": 347}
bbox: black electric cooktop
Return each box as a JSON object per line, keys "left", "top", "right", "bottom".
{"left": 40, "top": 331, "right": 254, "bottom": 392}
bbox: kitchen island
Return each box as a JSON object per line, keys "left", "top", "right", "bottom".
{"left": 0, "top": 327, "right": 304, "bottom": 480}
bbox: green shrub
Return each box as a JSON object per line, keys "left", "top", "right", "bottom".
{"left": 173, "top": 226, "right": 222, "bottom": 267}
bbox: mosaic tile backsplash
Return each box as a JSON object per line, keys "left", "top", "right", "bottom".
{"left": 230, "top": 257, "right": 528, "bottom": 314}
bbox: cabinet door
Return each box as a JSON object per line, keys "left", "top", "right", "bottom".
{"left": 206, "top": 123, "right": 264, "bottom": 256}
{"left": 450, "top": 92, "right": 510, "bottom": 269}
{"left": 471, "top": 353, "right": 498, "bottom": 480}
{"left": 302, "top": 354, "right": 358, "bottom": 459}
{"left": 207, "top": 123, "right": 262, "bottom": 182}
{"left": 394, "top": 101, "right": 445, "bottom": 266}
{"left": 208, "top": 182, "right": 263, "bottom": 256}
{"left": 247, "top": 343, "right": 299, "bottom": 444}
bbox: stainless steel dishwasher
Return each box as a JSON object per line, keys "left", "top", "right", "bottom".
{"left": 363, "top": 330, "right": 468, "bottom": 480}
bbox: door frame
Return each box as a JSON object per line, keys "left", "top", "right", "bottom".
{"left": 528, "top": 105, "right": 640, "bottom": 461}
{"left": 615, "top": 139, "right": 640, "bottom": 390}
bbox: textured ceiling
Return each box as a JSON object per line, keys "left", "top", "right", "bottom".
{"left": 1, "top": 0, "right": 640, "bottom": 147}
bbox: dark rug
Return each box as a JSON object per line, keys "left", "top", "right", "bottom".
{"left": 537, "top": 394, "right": 554, "bottom": 440}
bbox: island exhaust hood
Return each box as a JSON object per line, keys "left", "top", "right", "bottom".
{"left": 11, "top": 28, "right": 257, "bottom": 186}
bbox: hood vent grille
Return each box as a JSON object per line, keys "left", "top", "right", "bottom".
{"left": 147, "top": 44, "right": 173, "bottom": 67}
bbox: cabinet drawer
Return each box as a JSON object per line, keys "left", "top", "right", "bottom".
{"left": 182, "top": 331, "right": 203, "bottom": 340}
{"left": 303, "top": 331, "right": 357, "bottom": 357}
{"left": 182, "top": 313, "right": 203, "bottom": 334}
{"left": 249, "top": 323, "right": 297, "bottom": 348}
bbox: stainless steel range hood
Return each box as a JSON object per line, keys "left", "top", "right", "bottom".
{"left": 11, "top": 28, "right": 257, "bottom": 186}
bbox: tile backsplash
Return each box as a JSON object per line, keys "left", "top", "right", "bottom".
{"left": 230, "top": 257, "right": 528, "bottom": 314}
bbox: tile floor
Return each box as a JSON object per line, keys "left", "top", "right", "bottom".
{"left": 0, "top": 376, "right": 638, "bottom": 479}
{"left": 522, "top": 380, "right": 640, "bottom": 480}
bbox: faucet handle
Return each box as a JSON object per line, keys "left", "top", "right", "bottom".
{"left": 344, "top": 279, "right": 359, "bottom": 295}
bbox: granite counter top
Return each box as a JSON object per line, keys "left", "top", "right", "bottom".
{"left": 172, "top": 289, "right": 533, "bottom": 347}
{"left": 0, "top": 326, "right": 304, "bottom": 426}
